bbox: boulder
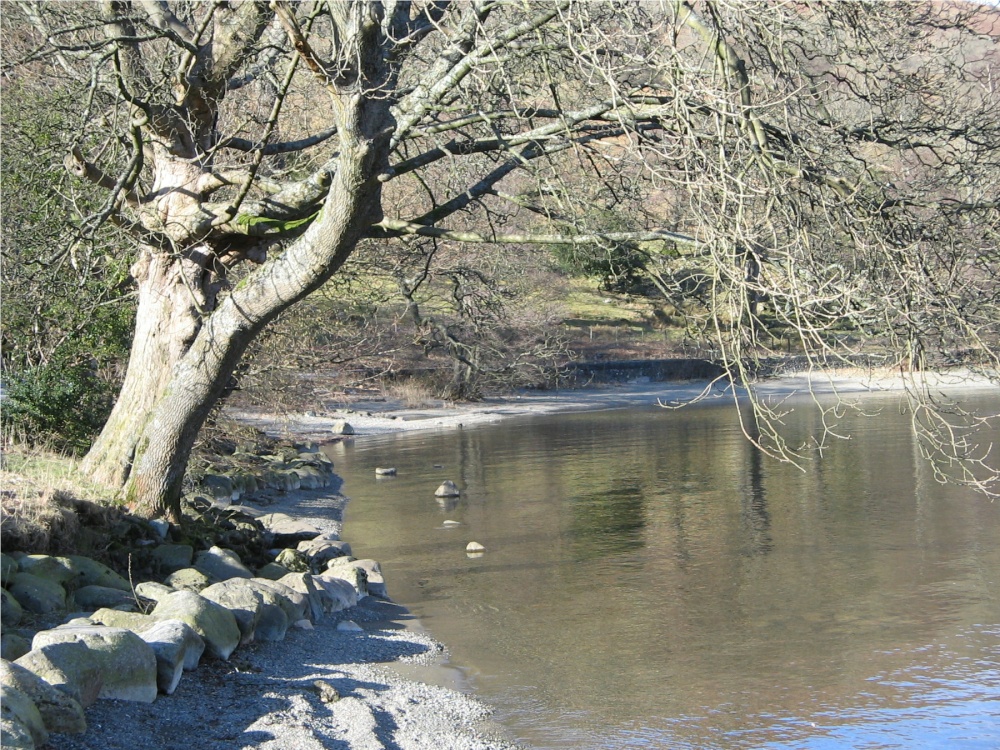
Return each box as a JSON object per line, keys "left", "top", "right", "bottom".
{"left": 0, "top": 684, "right": 47, "bottom": 748}
{"left": 88, "top": 609, "right": 157, "bottom": 632}
{"left": 274, "top": 548, "right": 309, "bottom": 573}
{"left": 150, "top": 591, "right": 240, "bottom": 660}
{"left": 255, "top": 562, "right": 291, "bottom": 581}
{"left": 375, "top": 467, "right": 397, "bottom": 476}
{"left": 435, "top": 480, "right": 461, "bottom": 497}
{"left": 164, "top": 567, "right": 211, "bottom": 592}
{"left": 1, "top": 588, "right": 24, "bottom": 626}
{"left": 245, "top": 578, "right": 309, "bottom": 623}
{"left": 198, "top": 581, "right": 264, "bottom": 645}
{"left": 1, "top": 635, "right": 31, "bottom": 662}
{"left": 150, "top": 544, "right": 194, "bottom": 574}
{"left": 72, "top": 585, "right": 136, "bottom": 611}
{"left": 133, "top": 581, "right": 175, "bottom": 603}
{"left": 466, "top": 541, "right": 486, "bottom": 553}
{"left": 14, "top": 642, "right": 106, "bottom": 707}
{"left": 257, "top": 513, "right": 322, "bottom": 547}
{"left": 138, "top": 620, "right": 205, "bottom": 695}
{"left": 291, "top": 466, "right": 328, "bottom": 489}
{"left": 276, "top": 573, "right": 325, "bottom": 623}
{"left": 8, "top": 573, "right": 66, "bottom": 615}
{"left": 329, "top": 558, "right": 387, "bottom": 598}
{"left": 31, "top": 626, "right": 157, "bottom": 703}
{"left": 331, "top": 419, "right": 354, "bottom": 435}
{"left": 149, "top": 519, "right": 170, "bottom": 540}
{"left": 65, "top": 556, "right": 131, "bottom": 592}
{"left": 311, "top": 574, "right": 358, "bottom": 613}
{"left": 0, "top": 658, "right": 86, "bottom": 734}
{"left": 296, "top": 538, "right": 352, "bottom": 571}
{"left": 200, "top": 473, "right": 235, "bottom": 505}
{"left": 16, "top": 555, "right": 76, "bottom": 587}
{"left": 1, "top": 553, "right": 17, "bottom": 588}
{"left": 322, "top": 562, "right": 368, "bottom": 597}
{"left": 194, "top": 546, "right": 253, "bottom": 582}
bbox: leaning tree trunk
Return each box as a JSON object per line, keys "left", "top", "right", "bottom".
{"left": 80, "top": 250, "right": 208, "bottom": 487}
{"left": 115, "top": 132, "right": 385, "bottom": 520}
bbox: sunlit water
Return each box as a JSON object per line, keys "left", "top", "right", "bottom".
{"left": 328, "top": 392, "right": 1000, "bottom": 749}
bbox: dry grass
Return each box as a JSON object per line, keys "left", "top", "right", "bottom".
{"left": 0, "top": 444, "right": 121, "bottom": 555}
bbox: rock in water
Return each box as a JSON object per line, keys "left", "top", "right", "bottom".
{"left": 375, "top": 467, "right": 397, "bottom": 476}
{"left": 331, "top": 420, "right": 355, "bottom": 435}
{"left": 466, "top": 542, "right": 486, "bottom": 553}
{"left": 435, "top": 480, "right": 461, "bottom": 497}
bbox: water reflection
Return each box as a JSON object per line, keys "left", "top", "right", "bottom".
{"left": 332, "top": 396, "right": 1000, "bottom": 749}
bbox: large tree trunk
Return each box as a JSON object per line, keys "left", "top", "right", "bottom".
{"left": 107, "top": 125, "right": 386, "bottom": 520}
{"left": 81, "top": 250, "right": 208, "bottom": 487}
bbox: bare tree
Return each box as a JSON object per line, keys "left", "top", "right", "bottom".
{"left": 3, "top": 0, "right": 998, "bottom": 517}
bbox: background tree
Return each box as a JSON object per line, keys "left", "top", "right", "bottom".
{"left": 2, "top": 0, "right": 997, "bottom": 518}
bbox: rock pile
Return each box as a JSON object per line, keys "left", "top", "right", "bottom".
{"left": 0, "top": 445, "right": 389, "bottom": 750}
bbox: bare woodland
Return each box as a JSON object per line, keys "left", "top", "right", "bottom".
{"left": 2, "top": 1, "right": 998, "bottom": 518}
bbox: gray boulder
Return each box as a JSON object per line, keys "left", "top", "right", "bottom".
{"left": 435, "top": 480, "right": 461, "bottom": 497}
{"left": 1, "top": 683, "right": 47, "bottom": 749}
{"left": 296, "top": 538, "right": 352, "bottom": 571}
{"left": 200, "top": 473, "right": 235, "bottom": 505}
{"left": 276, "top": 573, "right": 325, "bottom": 622}
{"left": 257, "top": 513, "right": 322, "bottom": 546}
{"left": 322, "top": 561, "right": 368, "bottom": 597}
{"left": 164, "top": 567, "right": 211, "bottom": 592}
{"left": 31, "top": 626, "right": 157, "bottom": 703}
{"left": 150, "top": 591, "right": 240, "bottom": 660}
{"left": 311, "top": 574, "right": 358, "bottom": 612}
{"left": 16, "top": 556, "right": 76, "bottom": 587}
{"left": 327, "top": 558, "right": 387, "bottom": 598}
{"left": 331, "top": 419, "right": 354, "bottom": 435}
{"left": 138, "top": 620, "right": 205, "bottom": 695}
{"left": 1, "top": 635, "right": 31, "bottom": 662}
{"left": 274, "top": 548, "right": 309, "bottom": 573}
{"left": 14, "top": 642, "right": 105, "bottom": 707}
{"left": 88, "top": 609, "right": 157, "bottom": 632}
{"left": 72, "top": 585, "right": 136, "bottom": 611}
{"left": 255, "top": 562, "right": 291, "bottom": 580}
{"left": 199, "top": 581, "right": 264, "bottom": 645}
{"left": 0, "top": 658, "right": 86, "bottom": 735}
{"left": 246, "top": 578, "right": 309, "bottom": 623}
{"left": 150, "top": 544, "right": 194, "bottom": 574}
{"left": 8, "top": 573, "right": 66, "bottom": 615}
{"left": 134, "top": 581, "right": 175, "bottom": 602}
{"left": 65, "top": 556, "right": 131, "bottom": 591}
{"left": 1, "top": 588, "right": 24, "bottom": 626}
{"left": 194, "top": 546, "right": 253, "bottom": 582}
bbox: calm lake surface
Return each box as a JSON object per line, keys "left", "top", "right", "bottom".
{"left": 329, "top": 391, "right": 1000, "bottom": 749}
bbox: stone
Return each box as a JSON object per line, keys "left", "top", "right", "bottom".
{"left": 313, "top": 679, "right": 339, "bottom": 703}
{"left": 14, "top": 642, "right": 106, "bottom": 708}
{"left": 64, "top": 556, "right": 131, "bottom": 592}
{"left": 255, "top": 562, "right": 291, "bottom": 581}
{"left": 150, "top": 544, "right": 194, "bottom": 574}
{"left": 164, "top": 567, "right": 211, "bottom": 592}
{"left": 150, "top": 591, "right": 240, "bottom": 661}
{"left": 322, "top": 561, "right": 367, "bottom": 597}
{"left": 291, "top": 466, "right": 327, "bottom": 489}
{"left": 1, "top": 553, "right": 17, "bottom": 588}
{"left": 0, "top": 683, "right": 47, "bottom": 748}
{"left": 31, "top": 626, "right": 157, "bottom": 703}
{"left": 336, "top": 620, "right": 363, "bottom": 632}
{"left": 194, "top": 546, "right": 253, "bottom": 582}
{"left": 276, "top": 573, "right": 325, "bottom": 623}
{"left": 1, "top": 635, "right": 31, "bottom": 662}
{"left": 311, "top": 574, "right": 358, "bottom": 613}
{"left": 335, "top": 558, "right": 387, "bottom": 598}
{"left": 435, "top": 480, "right": 461, "bottom": 497}
{"left": 293, "top": 619, "right": 313, "bottom": 630}
{"left": 466, "top": 541, "right": 486, "bottom": 553}
{"left": 16, "top": 555, "right": 76, "bottom": 586}
{"left": 138, "top": 620, "right": 205, "bottom": 695}
{"left": 2, "top": 588, "right": 24, "bottom": 626}
{"left": 257, "top": 513, "right": 322, "bottom": 546}
{"left": 245, "top": 579, "right": 308, "bottom": 624}
{"left": 88, "top": 609, "right": 157, "bottom": 632}
{"left": 149, "top": 519, "right": 171, "bottom": 540}
{"left": 8, "top": 573, "right": 66, "bottom": 615}
{"left": 331, "top": 419, "right": 355, "bottom": 435}
{"left": 72, "top": 585, "right": 136, "bottom": 611}
{"left": 0, "top": 658, "right": 87, "bottom": 734}
{"left": 199, "top": 581, "right": 264, "bottom": 645}
{"left": 374, "top": 467, "right": 397, "bottom": 476}
{"left": 134, "top": 581, "right": 175, "bottom": 603}
{"left": 296, "top": 538, "right": 352, "bottom": 571}
{"left": 274, "top": 548, "right": 309, "bottom": 573}
{"left": 200, "top": 473, "right": 235, "bottom": 505}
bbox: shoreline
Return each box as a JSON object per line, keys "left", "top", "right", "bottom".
{"left": 225, "top": 367, "right": 998, "bottom": 442}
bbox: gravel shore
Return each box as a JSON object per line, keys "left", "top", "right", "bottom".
{"left": 53, "top": 491, "right": 521, "bottom": 750}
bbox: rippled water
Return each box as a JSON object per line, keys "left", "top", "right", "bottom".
{"left": 329, "top": 392, "right": 1000, "bottom": 749}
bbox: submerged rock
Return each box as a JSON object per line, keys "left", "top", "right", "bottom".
{"left": 434, "top": 480, "right": 461, "bottom": 497}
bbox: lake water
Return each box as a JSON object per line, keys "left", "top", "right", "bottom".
{"left": 329, "top": 391, "right": 1000, "bottom": 749}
